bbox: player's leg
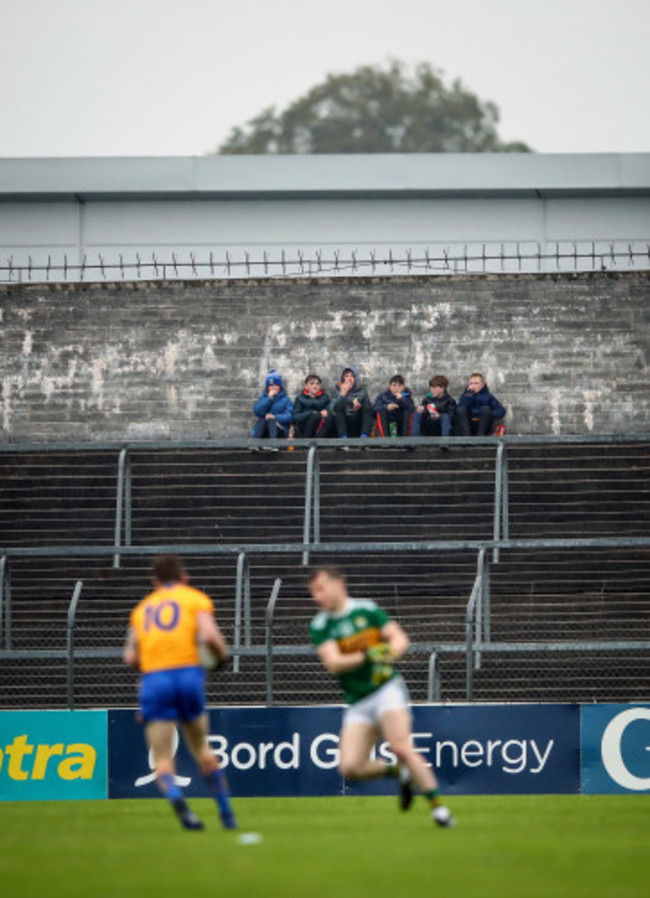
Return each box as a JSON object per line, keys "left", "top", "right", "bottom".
{"left": 380, "top": 708, "right": 455, "bottom": 828}
{"left": 175, "top": 666, "right": 237, "bottom": 830}
{"left": 182, "top": 714, "right": 237, "bottom": 830}
{"left": 145, "top": 720, "right": 204, "bottom": 831}
{"left": 338, "top": 722, "right": 387, "bottom": 780}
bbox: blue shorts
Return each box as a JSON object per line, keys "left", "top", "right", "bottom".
{"left": 139, "top": 666, "right": 206, "bottom": 725}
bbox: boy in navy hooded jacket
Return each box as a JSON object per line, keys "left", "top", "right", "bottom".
{"left": 373, "top": 374, "right": 416, "bottom": 437}
{"left": 252, "top": 370, "right": 294, "bottom": 442}
{"left": 456, "top": 373, "right": 506, "bottom": 436}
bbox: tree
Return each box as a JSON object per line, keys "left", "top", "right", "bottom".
{"left": 217, "top": 61, "right": 532, "bottom": 155}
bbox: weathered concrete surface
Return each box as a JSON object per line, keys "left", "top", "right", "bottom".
{"left": 0, "top": 271, "right": 648, "bottom": 441}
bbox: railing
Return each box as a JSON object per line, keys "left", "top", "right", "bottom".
{"left": 1, "top": 241, "right": 649, "bottom": 283}
{"left": 1, "top": 433, "right": 650, "bottom": 708}
{"left": 2, "top": 538, "right": 650, "bottom": 708}
{"left": 2, "top": 432, "right": 649, "bottom": 572}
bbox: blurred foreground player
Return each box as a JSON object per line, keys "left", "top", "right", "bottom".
{"left": 308, "top": 566, "right": 455, "bottom": 828}
{"left": 123, "top": 554, "right": 236, "bottom": 831}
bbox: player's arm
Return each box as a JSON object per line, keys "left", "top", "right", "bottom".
{"left": 123, "top": 627, "right": 139, "bottom": 668}
{"left": 382, "top": 620, "right": 410, "bottom": 661}
{"left": 366, "top": 620, "right": 410, "bottom": 664}
{"left": 317, "top": 639, "right": 366, "bottom": 675}
{"left": 197, "top": 611, "right": 230, "bottom": 666}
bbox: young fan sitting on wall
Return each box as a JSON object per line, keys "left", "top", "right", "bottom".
{"left": 332, "top": 366, "right": 374, "bottom": 447}
{"left": 373, "top": 374, "right": 416, "bottom": 437}
{"left": 456, "top": 373, "right": 507, "bottom": 436}
{"left": 292, "top": 374, "right": 334, "bottom": 438}
{"left": 251, "top": 369, "right": 294, "bottom": 450}
{"left": 413, "top": 375, "right": 458, "bottom": 438}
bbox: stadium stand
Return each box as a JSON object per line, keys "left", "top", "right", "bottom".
{"left": 1, "top": 439, "right": 649, "bottom": 710}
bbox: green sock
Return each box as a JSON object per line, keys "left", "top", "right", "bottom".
{"left": 424, "top": 788, "right": 441, "bottom": 807}
{"left": 386, "top": 763, "right": 399, "bottom": 778}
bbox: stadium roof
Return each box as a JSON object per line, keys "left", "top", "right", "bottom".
{"left": 0, "top": 153, "right": 649, "bottom": 202}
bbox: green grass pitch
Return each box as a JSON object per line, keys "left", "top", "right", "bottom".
{"left": 0, "top": 795, "right": 648, "bottom": 898}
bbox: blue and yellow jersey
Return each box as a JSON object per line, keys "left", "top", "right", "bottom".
{"left": 130, "top": 583, "right": 214, "bottom": 674}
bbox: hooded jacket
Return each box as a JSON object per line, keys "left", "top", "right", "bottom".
{"left": 419, "top": 390, "right": 457, "bottom": 419}
{"left": 253, "top": 370, "right": 294, "bottom": 426}
{"left": 332, "top": 366, "right": 371, "bottom": 416}
{"left": 458, "top": 384, "right": 506, "bottom": 420}
{"left": 293, "top": 387, "right": 331, "bottom": 424}
{"left": 374, "top": 387, "right": 416, "bottom": 415}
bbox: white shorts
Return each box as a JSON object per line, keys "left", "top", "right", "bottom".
{"left": 342, "top": 677, "right": 411, "bottom": 729}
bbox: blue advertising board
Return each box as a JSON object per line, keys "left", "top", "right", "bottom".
{"left": 108, "top": 703, "right": 580, "bottom": 799}
{"left": 3, "top": 703, "right": 648, "bottom": 801}
{"left": 581, "top": 704, "right": 650, "bottom": 794}
{"left": 108, "top": 706, "right": 344, "bottom": 799}
{"left": 0, "top": 710, "right": 107, "bottom": 801}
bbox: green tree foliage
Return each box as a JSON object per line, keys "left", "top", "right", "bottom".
{"left": 217, "top": 61, "right": 531, "bottom": 154}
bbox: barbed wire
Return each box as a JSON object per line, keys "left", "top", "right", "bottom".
{"left": 1, "top": 241, "right": 649, "bottom": 284}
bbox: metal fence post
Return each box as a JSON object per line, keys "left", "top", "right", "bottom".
{"left": 66, "top": 580, "right": 84, "bottom": 710}
{"left": 0, "top": 556, "right": 3, "bottom": 648}
{"left": 0, "top": 555, "right": 10, "bottom": 650}
{"left": 475, "top": 548, "right": 485, "bottom": 670}
{"left": 493, "top": 442, "right": 504, "bottom": 563}
{"left": 265, "top": 578, "right": 282, "bottom": 706}
{"left": 244, "top": 556, "right": 251, "bottom": 649}
{"left": 113, "top": 448, "right": 128, "bottom": 568}
{"left": 234, "top": 552, "right": 246, "bottom": 674}
{"left": 125, "top": 450, "right": 132, "bottom": 547}
{"left": 427, "top": 651, "right": 441, "bottom": 702}
{"left": 501, "top": 444, "right": 510, "bottom": 541}
{"left": 465, "top": 579, "right": 478, "bottom": 701}
{"left": 302, "top": 446, "right": 317, "bottom": 565}
{"left": 313, "top": 448, "right": 321, "bottom": 544}
{"left": 483, "top": 556, "right": 492, "bottom": 644}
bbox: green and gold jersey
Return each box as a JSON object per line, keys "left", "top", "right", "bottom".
{"left": 309, "top": 598, "right": 397, "bottom": 704}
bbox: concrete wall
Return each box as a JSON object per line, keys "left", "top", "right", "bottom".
{"left": 0, "top": 271, "right": 648, "bottom": 442}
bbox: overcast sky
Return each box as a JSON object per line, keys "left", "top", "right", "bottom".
{"left": 1, "top": 0, "right": 649, "bottom": 157}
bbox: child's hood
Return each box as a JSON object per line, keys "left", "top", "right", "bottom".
{"left": 339, "top": 366, "right": 360, "bottom": 390}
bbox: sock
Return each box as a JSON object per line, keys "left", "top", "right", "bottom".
{"left": 159, "top": 772, "right": 183, "bottom": 803}
{"left": 424, "top": 788, "right": 442, "bottom": 808}
{"left": 387, "top": 763, "right": 411, "bottom": 784}
{"left": 205, "top": 768, "right": 236, "bottom": 823}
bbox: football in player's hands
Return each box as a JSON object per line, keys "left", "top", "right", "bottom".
{"left": 366, "top": 643, "right": 394, "bottom": 664}
{"left": 198, "top": 640, "right": 231, "bottom": 671}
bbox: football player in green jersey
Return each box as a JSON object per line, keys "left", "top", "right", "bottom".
{"left": 308, "top": 566, "right": 455, "bottom": 828}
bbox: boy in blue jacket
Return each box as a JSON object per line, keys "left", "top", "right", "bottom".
{"left": 374, "top": 374, "right": 416, "bottom": 437}
{"left": 456, "top": 373, "right": 506, "bottom": 436}
{"left": 251, "top": 370, "right": 294, "bottom": 445}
